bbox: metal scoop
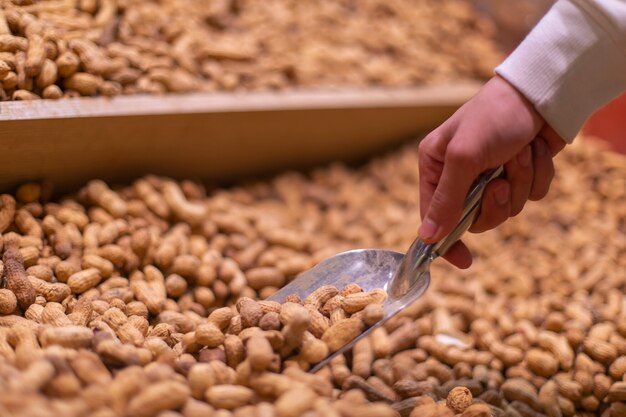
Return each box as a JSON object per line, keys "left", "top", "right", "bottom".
{"left": 268, "top": 166, "right": 504, "bottom": 372}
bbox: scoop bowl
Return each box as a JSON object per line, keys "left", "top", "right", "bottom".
{"left": 267, "top": 248, "right": 432, "bottom": 372}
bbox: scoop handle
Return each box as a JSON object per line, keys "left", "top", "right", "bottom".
{"left": 432, "top": 166, "right": 504, "bottom": 257}
{"left": 388, "top": 166, "right": 503, "bottom": 299}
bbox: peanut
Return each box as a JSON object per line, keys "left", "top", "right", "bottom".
{"left": 0, "top": 288, "right": 17, "bottom": 314}
{"left": 126, "top": 381, "right": 190, "bottom": 417}
{"left": 40, "top": 325, "right": 93, "bottom": 348}
{"left": 28, "top": 277, "right": 71, "bottom": 302}
{"left": 205, "top": 385, "right": 255, "bottom": 410}
{"left": 275, "top": 386, "right": 317, "bottom": 417}
{"left": 85, "top": 180, "right": 127, "bottom": 218}
{"left": 25, "top": 34, "right": 45, "bottom": 76}
{"left": 163, "top": 182, "right": 206, "bottom": 225}
{"left": 583, "top": 337, "right": 618, "bottom": 365}
{"left": 67, "top": 268, "right": 102, "bottom": 294}
{"left": 526, "top": 348, "right": 559, "bottom": 378}
{"left": 607, "top": 381, "right": 626, "bottom": 402}
{"left": 246, "top": 335, "right": 273, "bottom": 371}
{"left": 322, "top": 318, "right": 365, "bottom": 353}
{"left": 194, "top": 323, "right": 224, "bottom": 348}
{"left": 341, "top": 289, "right": 387, "bottom": 314}
{"left": 3, "top": 239, "right": 36, "bottom": 310}
{"left": 0, "top": 194, "right": 16, "bottom": 232}
{"left": 446, "top": 386, "right": 473, "bottom": 414}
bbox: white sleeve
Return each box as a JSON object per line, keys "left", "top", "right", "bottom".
{"left": 495, "top": 0, "right": 626, "bottom": 142}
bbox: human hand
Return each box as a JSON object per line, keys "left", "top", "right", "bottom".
{"left": 418, "top": 75, "right": 566, "bottom": 268}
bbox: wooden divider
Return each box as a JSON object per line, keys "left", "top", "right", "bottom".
{"left": 0, "top": 83, "right": 480, "bottom": 193}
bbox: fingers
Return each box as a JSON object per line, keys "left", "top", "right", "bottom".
{"left": 418, "top": 138, "right": 444, "bottom": 221}
{"left": 469, "top": 178, "right": 511, "bottom": 233}
{"left": 418, "top": 137, "right": 536, "bottom": 243}
{"left": 539, "top": 124, "right": 567, "bottom": 157}
{"left": 441, "top": 240, "right": 473, "bottom": 269}
{"left": 418, "top": 142, "right": 483, "bottom": 243}
{"left": 470, "top": 139, "right": 554, "bottom": 231}
{"left": 529, "top": 137, "right": 555, "bottom": 201}
{"left": 418, "top": 123, "right": 455, "bottom": 220}
{"left": 504, "top": 144, "right": 533, "bottom": 216}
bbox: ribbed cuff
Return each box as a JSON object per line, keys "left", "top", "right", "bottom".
{"left": 496, "top": 0, "right": 626, "bottom": 142}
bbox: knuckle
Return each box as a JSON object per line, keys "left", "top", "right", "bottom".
{"left": 419, "top": 159, "right": 442, "bottom": 185}
{"left": 417, "top": 149, "right": 430, "bottom": 169}
{"left": 445, "top": 143, "right": 480, "bottom": 169}
{"left": 418, "top": 141, "right": 444, "bottom": 182}
{"left": 418, "top": 135, "right": 437, "bottom": 159}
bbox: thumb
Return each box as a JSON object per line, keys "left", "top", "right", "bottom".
{"left": 418, "top": 151, "right": 479, "bottom": 243}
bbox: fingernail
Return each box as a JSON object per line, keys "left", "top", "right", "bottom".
{"left": 494, "top": 183, "right": 510, "bottom": 205}
{"left": 517, "top": 146, "right": 531, "bottom": 167}
{"left": 419, "top": 218, "right": 439, "bottom": 240}
{"left": 534, "top": 138, "right": 547, "bottom": 157}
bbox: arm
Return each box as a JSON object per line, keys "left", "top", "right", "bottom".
{"left": 418, "top": 0, "right": 626, "bottom": 268}
{"left": 497, "top": 0, "right": 626, "bottom": 141}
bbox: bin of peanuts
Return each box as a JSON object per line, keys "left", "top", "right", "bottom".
{"left": 0, "top": 0, "right": 501, "bottom": 100}
{"left": 0, "top": 135, "right": 624, "bottom": 417}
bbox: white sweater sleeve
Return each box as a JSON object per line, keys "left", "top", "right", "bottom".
{"left": 495, "top": 0, "right": 626, "bottom": 142}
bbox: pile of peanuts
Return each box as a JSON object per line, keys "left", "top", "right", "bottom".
{"left": 0, "top": 137, "right": 625, "bottom": 417}
{"left": 0, "top": 0, "right": 502, "bottom": 100}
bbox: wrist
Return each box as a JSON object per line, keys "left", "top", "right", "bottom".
{"left": 492, "top": 76, "right": 567, "bottom": 155}
{"left": 491, "top": 74, "right": 546, "bottom": 135}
